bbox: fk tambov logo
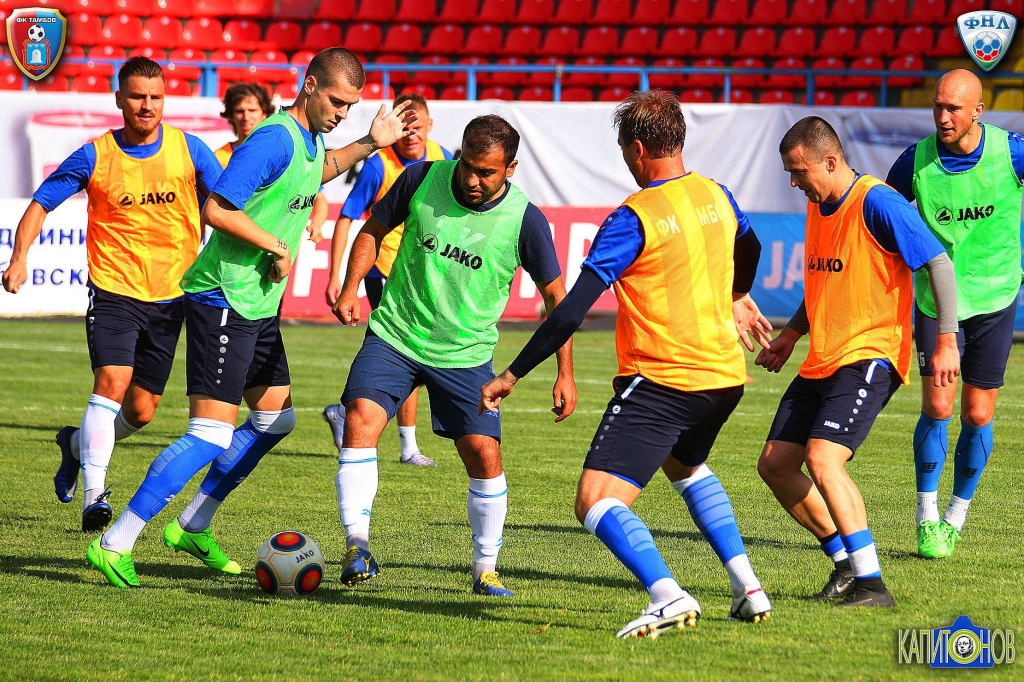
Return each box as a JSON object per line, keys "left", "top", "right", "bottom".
{"left": 957, "top": 11, "right": 1017, "bottom": 72}
{"left": 5, "top": 7, "right": 67, "bottom": 81}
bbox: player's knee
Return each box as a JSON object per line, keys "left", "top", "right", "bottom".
{"left": 343, "top": 401, "right": 385, "bottom": 441}
{"left": 757, "top": 449, "right": 789, "bottom": 485}
{"left": 573, "top": 495, "right": 590, "bottom": 526}
{"left": 961, "top": 405, "right": 993, "bottom": 429}
{"left": 923, "top": 394, "right": 954, "bottom": 420}
{"left": 803, "top": 450, "right": 839, "bottom": 485}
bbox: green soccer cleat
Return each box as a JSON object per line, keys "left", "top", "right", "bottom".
{"left": 86, "top": 537, "right": 140, "bottom": 588}
{"left": 917, "top": 520, "right": 948, "bottom": 559}
{"left": 163, "top": 519, "right": 241, "bottom": 575}
{"left": 939, "top": 520, "right": 961, "bottom": 556}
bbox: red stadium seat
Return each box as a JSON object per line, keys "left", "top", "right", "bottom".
{"left": 479, "top": 85, "right": 514, "bottom": 100}
{"left": 31, "top": 75, "right": 71, "bottom": 92}
{"left": 679, "top": 88, "right": 714, "bottom": 103}
{"left": 425, "top": 25, "right": 464, "bottom": 55}
{"left": 619, "top": 26, "right": 658, "bottom": 57}
{"left": 759, "top": 89, "right": 795, "bottom": 103}
{"left": 847, "top": 56, "right": 884, "bottom": 88}
{"left": 400, "top": 83, "right": 436, "bottom": 99}
{"left": 598, "top": 86, "right": 632, "bottom": 101}
{"left": 606, "top": 56, "right": 644, "bottom": 87}
{"left": 236, "top": 0, "right": 272, "bottom": 18}
{"left": 222, "top": 20, "right": 262, "bottom": 51}
{"left": 520, "top": 85, "right": 553, "bottom": 101}
{"left": 504, "top": 26, "right": 542, "bottom": 57}
{"left": 539, "top": 26, "right": 580, "bottom": 58}
{"left": 841, "top": 90, "right": 875, "bottom": 107}
{"left": 776, "top": 27, "right": 816, "bottom": 58}
{"left": 69, "top": 14, "right": 102, "bottom": 46}
{"left": 89, "top": 45, "right": 128, "bottom": 78}
{"left": 312, "top": 0, "right": 354, "bottom": 20}
{"left": 464, "top": 25, "right": 503, "bottom": 56}
{"left": 194, "top": 0, "right": 235, "bottom": 16}
{"left": 439, "top": 0, "right": 478, "bottom": 23}
{"left": 784, "top": 0, "right": 826, "bottom": 26}
{"left": 888, "top": 55, "right": 924, "bottom": 87}
{"left": 167, "top": 47, "right": 204, "bottom": 80}
{"left": 479, "top": 56, "right": 527, "bottom": 86}
{"left": 72, "top": 74, "right": 111, "bottom": 92}
{"left": 211, "top": 48, "right": 248, "bottom": 82}
{"left": 590, "top": 0, "right": 630, "bottom": 25}
{"left": 731, "top": 57, "right": 764, "bottom": 88}
{"left": 164, "top": 76, "right": 192, "bottom": 95}
{"left": 669, "top": 0, "right": 709, "bottom": 25}
{"left": 129, "top": 46, "right": 168, "bottom": 60}
{"left": 290, "top": 49, "right": 315, "bottom": 67}
{"left": 858, "top": 26, "right": 897, "bottom": 58}
{"left": 518, "top": 0, "right": 555, "bottom": 24}
{"left": 709, "top": 0, "right": 749, "bottom": 25}
{"left": 697, "top": 27, "right": 737, "bottom": 57}
{"left": 907, "top": 0, "right": 944, "bottom": 25}
{"left": 563, "top": 56, "right": 605, "bottom": 86}
{"left": 812, "top": 90, "right": 836, "bottom": 106}
{"left": 362, "top": 81, "right": 395, "bottom": 99}
{"left": 929, "top": 27, "right": 963, "bottom": 58}
{"left": 181, "top": 18, "right": 224, "bottom": 51}
{"left": 528, "top": 56, "right": 562, "bottom": 85}
{"left": 397, "top": 0, "right": 436, "bottom": 22}
{"left": 457, "top": 55, "right": 487, "bottom": 84}
{"left": 812, "top": 57, "right": 845, "bottom": 88}
{"left": 0, "top": 72, "right": 22, "bottom": 90}
{"left": 372, "top": 55, "right": 410, "bottom": 85}
{"left": 649, "top": 57, "right": 686, "bottom": 88}
{"left": 630, "top": 0, "right": 670, "bottom": 26}
{"left": 250, "top": 49, "right": 290, "bottom": 82}
{"left": 101, "top": 14, "right": 143, "bottom": 48}
{"left": 580, "top": 26, "right": 619, "bottom": 56}
{"left": 946, "top": 0, "right": 985, "bottom": 22}
{"left": 724, "top": 88, "right": 754, "bottom": 104}
{"left": 140, "top": 16, "right": 181, "bottom": 50}
{"left": 895, "top": 26, "right": 934, "bottom": 57}
{"left": 687, "top": 56, "right": 724, "bottom": 88}
{"left": 274, "top": 80, "right": 299, "bottom": 99}
{"left": 71, "top": 0, "right": 114, "bottom": 13}
{"left": 478, "top": 0, "right": 516, "bottom": 23}
{"left": 554, "top": 0, "right": 592, "bottom": 23}
{"left": 303, "top": 23, "right": 344, "bottom": 52}
{"left": 736, "top": 27, "right": 776, "bottom": 58}
{"left": 868, "top": 0, "right": 906, "bottom": 26}
{"left": 54, "top": 45, "right": 87, "bottom": 78}
{"left": 658, "top": 27, "right": 698, "bottom": 57}
{"left": 815, "top": 26, "right": 856, "bottom": 58}
{"left": 382, "top": 24, "right": 424, "bottom": 54}
{"left": 989, "top": 0, "right": 1022, "bottom": 18}
{"left": 274, "top": 0, "right": 317, "bottom": 18}
{"left": 439, "top": 84, "right": 467, "bottom": 99}
{"left": 825, "top": 0, "right": 868, "bottom": 26}
{"left": 264, "top": 21, "right": 303, "bottom": 52}
{"left": 764, "top": 57, "right": 806, "bottom": 89}
{"left": 344, "top": 23, "right": 383, "bottom": 55}
{"left": 560, "top": 86, "right": 594, "bottom": 101}
{"left": 152, "top": 0, "right": 192, "bottom": 17}
{"left": 410, "top": 54, "right": 451, "bottom": 85}
{"left": 354, "top": 0, "right": 396, "bottom": 22}
{"left": 748, "top": 0, "right": 786, "bottom": 24}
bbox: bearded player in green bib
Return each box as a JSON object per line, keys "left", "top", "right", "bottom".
{"left": 331, "top": 115, "right": 577, "bottom": 597}
{"left": 887, "top": 69, "right": 1024, "bottom": 560}
{"left": 85, "top": 48, "right": 417, "bottom": 587}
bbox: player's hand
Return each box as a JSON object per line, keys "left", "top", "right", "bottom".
{"left": 733, "top": 293, "right": 773, "bottom": 352}
{"left": 930, "top": 332, "right": 960, "bottom": 388}
{"left": 306, "top": 222, "right": 324, "bottom": 244}
{"left": 268, "top": 241, "right": 291, "bottom": 283}
{"left": 332, "top": 287, "right": 361, "bottom": 325}
{"left": 325, "top": 276, "right": 342, "bottom": 308}
{"left": 479, "top": 369, "right": 517, "bottom": 415}
{"left": 755, "top": 327, "right": 800, "bottom": 373}
{"left": 1, "top": 259, "right": 27, "bottom": 293}
{"left": 551, "top": 373, "right": 577, "bottom": 423}
{"left": 368, "top": 101, "right": 417, "bottom": 151}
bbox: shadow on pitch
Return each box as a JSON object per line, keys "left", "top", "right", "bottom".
{"left": 381, "top": 560, "right": 640, "bottom": 592}
{"left": 0, "top": 553, "right": 230, "bottom": 586}
{"left": 0, "top": 421, "right": 63, "bottom": 435}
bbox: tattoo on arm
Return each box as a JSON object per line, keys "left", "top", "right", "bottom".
{"left": 276, "top": 239, "right": 287, "bottom": 252}
{"left": 332, "top": 156, "right": 341, "bottom": 176}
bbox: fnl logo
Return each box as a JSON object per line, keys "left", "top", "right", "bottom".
{"left": 5, "top": 7, "right": 67, "bottom": 81}
{"left": 957, "top": 11, "right": 1017, "bottom": 72}
{"left": 898, "top": 615, "right": 1016, "bottom": 668}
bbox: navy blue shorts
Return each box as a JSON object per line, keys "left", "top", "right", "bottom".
{"left": 342, "top": 333, "right": 501, "bottom": 442}
{"left": 766, "top": 359, "right": 900, "bottom": 454}
{"left": 85, "top": 283, "right": 184, "bottom": 395}
{"left": 184, "top": 298, "right": 290, "bottom": 406}
{"left": 915, "top": 301, "right": 1016, "bottom": 389}
{"left": 582, "top": 375, "right": 744, "bottom": 488}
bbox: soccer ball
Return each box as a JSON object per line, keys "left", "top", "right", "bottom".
{"left": 973, "top": 32, "right": 1002, "bottom": 62}
{"left": 27, "top": 24, "right": 45, "bottom": 42}
{"left": 254, "top": 531, "right": 325, "bottom": 596}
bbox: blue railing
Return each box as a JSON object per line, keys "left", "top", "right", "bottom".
{"left": 35, "top": 58, "right": 1024, "bottom": 106}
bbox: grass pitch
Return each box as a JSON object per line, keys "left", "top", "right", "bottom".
{"left": 1, "top": 319, "right": 1022, "bottom": 681}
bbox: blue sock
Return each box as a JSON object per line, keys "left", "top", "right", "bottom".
{"left": 675, "top": 472, "right": 746, "bottom": 564}
{"left": 819, "top": 532, "right": 849, "bottom": 564}
{"left": 198, "top": 419, "right": 288, "bottom": 501}
{"left": 952, "top": 421, "right": 993, "bottom": 500}
{"left": 841, "top": 529, "right": 881, "bottom": 579}
{"left": 585, "top": 498, "right": 678, "bottom": 599}
{"left": 126, "top": 433, "right": 227, "bottom": 522}
{"left": 913, "top": 413, "right": 950, "bottom": 493}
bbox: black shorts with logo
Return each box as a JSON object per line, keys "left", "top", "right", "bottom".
{"left": 766, "top": 359, "right": 901, "bottom": 454}
{"left": 915, "top": 301, "right": 1016, "bottom": 389}
{"left": 582, "top": 375, "right": 744, "bottom": 489}
{"left": 85, "top": 283, "right": 184, "bottom": 395}
{"left": 184, "top": 297, "right": 290, "bottom": 405}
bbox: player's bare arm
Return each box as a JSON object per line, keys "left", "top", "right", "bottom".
{"left": 306, "top": 192, "right": 329, "bottom": 244}
{"left": 537, "top": 277, "right": 577, "bottom": 422}
{"left": 1, "top": 200, "right": 49, "bottom": 294}
{"left": 325, "top": 215, "right": 354, "bottom": 307}
{"left": 332, "top": 216, "right": 394, "bottom": 324}
{"left": 202, "top": 193, "right": 291, "bottom": 282}
{"left": 321, "top": 102, "right": 417, "bottom": 184}
{"left": 733, "top": 292, "right": 773, "bottom": 352}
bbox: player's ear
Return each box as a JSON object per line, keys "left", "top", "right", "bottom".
{"left": 506, "top": 159, "right": 518, "bottom": 177}
{"left": 114, "top": 89, "right": 123, "bottom": 110}
{"left": 303, "top": 75, "right": 316, "bottom": 95}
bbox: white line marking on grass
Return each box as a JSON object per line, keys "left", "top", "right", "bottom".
{"left": 0, "top": 343, "right": 87, "bottom": 353}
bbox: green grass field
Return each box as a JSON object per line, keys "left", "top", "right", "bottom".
{"left": 1, "top": 319, "right": 1021, "bottom": 681}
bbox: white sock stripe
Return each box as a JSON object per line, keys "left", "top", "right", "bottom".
{"left": 88, "top": 399, "right": 121, "bottom": 415}
{"left": 848, "top": 544, "right": 881, "bottom": 578}
{"left": 185, "top": 418, "right": 235, "bottom": 449}
{"left": 469, "top": 474, "right": 508, "bottom": 497}
{"left": 339, "top": 447, "right": 377, "bottom": 464}
{"left": 674, "top": 464, "right": 714, "bottom": 492}
{"left": 251, "top": 407, "right": 295, "bottom": 435}
{"left": 583, "top": 497, "right": 628, "bottom": 535}
{"left": 619, "top": 376, "right": 643, "bottom": 400}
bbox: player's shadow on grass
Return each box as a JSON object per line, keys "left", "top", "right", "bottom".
{"left": 382, "top": 560, "right": 640, "bottom": 592}
{"left": 0, "top": 422, "right": 64, "bottom": 434}
{"left": 271, "top": 450, "right": 335, "bottom": 460}
{"left": 0, "top": 554, "right": 229, "bottom": 586}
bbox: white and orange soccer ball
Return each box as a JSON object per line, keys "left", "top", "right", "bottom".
{"left": 254, "top": 531, "right": 325, "bottom": 596}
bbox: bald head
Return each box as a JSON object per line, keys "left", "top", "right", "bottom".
{"left": 933, "top": 69, "right": 984, "bottom": 151}
{"left": 935, "top": 69, "right": 983, "bottom": 106}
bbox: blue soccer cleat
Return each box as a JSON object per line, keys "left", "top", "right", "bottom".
{"left": 81, "top": 488, "right": 112, "bottom": 533}
{"left": 340, "top": 545, "right": 379, "bottom": 585}
{"left": 54, "top": 426, "right": 80, "bottom": 503}
{"left": 473, "top": 571, "right": 513, "bottom": 597}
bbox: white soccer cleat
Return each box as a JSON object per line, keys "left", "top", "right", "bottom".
{"left": 615, "top": 593, "right": 701, "bottom": 639}
{"left": 728, "top": 588, "right": 772, "bottom": 623}
{"left": 322, "top": 404, "right": 346, "bottom": 452}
